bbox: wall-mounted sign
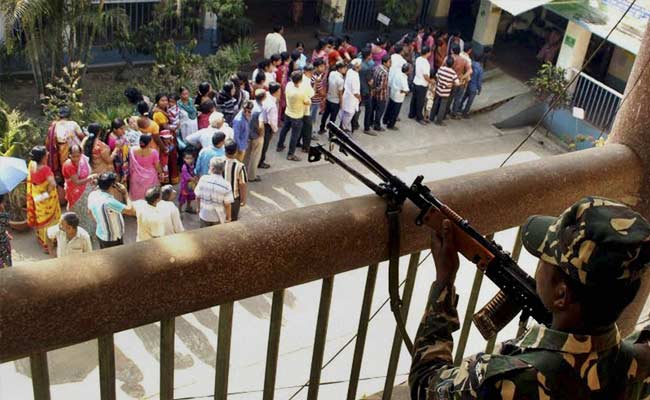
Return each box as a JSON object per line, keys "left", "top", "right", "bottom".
{"left": 377, "top": 13, "right": 391, "bottom": 26}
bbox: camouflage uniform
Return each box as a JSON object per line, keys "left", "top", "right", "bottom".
{"left": 409, "top": 196, "right": 650, "bottom": 399}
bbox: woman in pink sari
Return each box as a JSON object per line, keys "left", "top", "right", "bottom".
{"left": 129, "top": 135, "right": 162, "bottom": 200}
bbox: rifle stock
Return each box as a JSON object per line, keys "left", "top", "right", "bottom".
{"left": 421, "top": 208, "right": 495, "bottom": 271}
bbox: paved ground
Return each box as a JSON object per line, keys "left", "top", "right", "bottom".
{"left": 1, "top": 78, "right": 567, "bottom": 400}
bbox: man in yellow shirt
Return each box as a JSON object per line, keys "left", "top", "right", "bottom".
{"left": 276, "top": 71, "right": 310, "bottom": 161}
{"left": 297, "top": 64, "right": 316, "bottom": 152}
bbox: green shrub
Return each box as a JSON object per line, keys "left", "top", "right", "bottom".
{"left": 42, "top": 62, "right": 86, "bottom": 124}
{"left": 89, "top": 103, "right": 135, "bottom": 129}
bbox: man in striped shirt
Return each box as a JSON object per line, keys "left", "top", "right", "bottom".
{"left": 194, "top": 158, "right": 234, "bottom": 227}
{"left": 223, "top": 140, "right": 248, "bottom": 221}
{"left": 87, "top": 172, "right": 136, "bottom": 249}
{"left": 430, "top": 57, "right": 459, "bottom": 126}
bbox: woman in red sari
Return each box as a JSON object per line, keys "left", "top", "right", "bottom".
{"left": 26, "top": 145, "right": 61, "bottom": 252}
{"left": 62, "top": 145, "right": 97, "bottom": 246}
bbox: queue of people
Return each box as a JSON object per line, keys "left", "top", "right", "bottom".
{"left": 1, "top": 24, "right": 487, "bottom": 263}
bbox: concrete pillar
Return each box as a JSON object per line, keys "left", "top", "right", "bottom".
{"left": 203, "top": 11, "right": 218, "bottom": 47}
{"left": 429, "top": 0, "right": 451, "bottom": 26}
{"left": 321, "top": 0, "right": 347, "bottom": 34}
{"left": 556, "top": 21, "right": 592, "bottom": 78}
{"left": 472, "top": 0, "right": 501, "bottom": 55}
{"left": 606, "top": 46, "right": 635, "bottom": 93}
{"left": 609, "top": 25, "right": 650, "bottom": 337}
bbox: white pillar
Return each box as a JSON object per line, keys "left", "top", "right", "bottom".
{"left": 322, "top": 0, "right": 347, "bottom": 34}
{"left": 557, "top": 21, "right": 592, "bottom": 78}
{"left": 472, "top": 0, "right": 501, "bottom": 54}
{"left": 430, "top": 0, "right": 451, "bottom": 26}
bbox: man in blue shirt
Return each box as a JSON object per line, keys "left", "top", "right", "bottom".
{"left": 232, "top": 101, "right": 254, "bottom": 162}
{"left": 359, "top": 47, "right": 376, "bottom": 133}
{"left": 195, "top": 131, "right": 226, "bottom": 176}
{"left": 460, "top": 53, "right": 483, "bottom": 118}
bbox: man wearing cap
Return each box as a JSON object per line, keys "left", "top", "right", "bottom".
{"left": 410, "top": 196, "right": 650, "bottom": 399}
{"left": 341, "top": 58, "right": 362, "bottom": 134}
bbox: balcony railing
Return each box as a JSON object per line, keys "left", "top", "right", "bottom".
{"left": 569, "top": 68, "right": 624, "bottom": 133}
{"left": 0, "top": 143, "right": 646, "bottom": 400}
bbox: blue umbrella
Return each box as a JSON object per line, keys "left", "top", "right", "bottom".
{"left": 0, "top": 156, "right": 28, "bottom": 195}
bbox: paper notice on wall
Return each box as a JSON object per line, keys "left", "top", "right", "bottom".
{"left": 573, "top": 107, "right": 585, "bottom": 120}
{"left": 377, "top": 13, "right": 391, "bottom": 26}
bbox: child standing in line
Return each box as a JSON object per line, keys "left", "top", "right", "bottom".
{"left": 178, "top": 152, "right": 198, "bottom": 213}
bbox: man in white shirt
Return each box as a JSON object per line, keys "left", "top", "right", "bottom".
{"left": 389, "top": 44, "right": 408, "bottom": 82}
{"left": 47, "top": 212, "right": 92, "bottom": 258}
{"left": 157, "top": 185, "right": 185, "bottom": 235}
{"left": 264, "top": 25, "right": 287, "bottom": 59}
{"left": 319, "top": 61, "right": 347, "bottom": 133}
{"left": 133, "top": 186, "right": 165, "bottom": 242}
{"left": 194, "top": 158, "right": 234, "bottom": 227}
{"left": 408, "top": 45, "right": 433, "bottom": 125}
{"left": 384, "top": 63, "right": 411, "bottom": 130}
{"left": 259, "top": 82, "right": 280, "bottom": 169}
{"left": 340, "top": 59, "right": 362, "bottom": 133}
{"left": 185, "top": 112, "right": 233, "bottom": 149}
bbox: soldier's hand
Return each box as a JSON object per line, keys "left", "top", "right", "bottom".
{"left": 431, "top": 219, "right": 460, "bottom": 285}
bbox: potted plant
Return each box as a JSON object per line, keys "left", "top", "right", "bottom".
{"left": 528, "top": 62, "right": 571, "bottom": 134}
{"left": 0, "top": 99, "right": 43, "bottom": 230}
{"left": 575, "top": 134, "right": 595, "bottom": 151}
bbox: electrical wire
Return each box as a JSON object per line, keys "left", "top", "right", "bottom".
{"left": 172, "top": 373, "right": 410, "bottom": 399}
{"left": 499, "top": 0, "right": 638, "bottom": 167}
{"left": 286, "top": 251, "right": 431, "bottom": 400}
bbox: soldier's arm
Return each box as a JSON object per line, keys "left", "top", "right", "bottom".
{"left": 409, "top": 221, "right": 463, "bottom": 399}
{"left": 409, "top": 281, "right": 460, "bottom": 399}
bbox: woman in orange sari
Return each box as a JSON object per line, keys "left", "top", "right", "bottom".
{"left": 151, "top": 94, "right": 179, "bottom": 185}
{"left": 26, "top": 145, "right": 62, "bottom": 252}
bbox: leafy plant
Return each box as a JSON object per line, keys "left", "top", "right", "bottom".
{"left": 204, "top": 0, "right": 250, "bottom": 43}
{"left": 152, "top": 39, "right": 206, "bottom": 92}
{"left": 41, "top": 61, "right": 86, "bottom": 123}
{"left": 383, "top": 0, "right": 418, "bottom": 27}
{"left": 205, "top": 37, "right": 257, "bottom": 88}
{"left": 527, "top": 62, "right": 570, "bottom": 108}
{"left": 0, "top": 99, "right": 43, "bottom": 159}
{"left": 0, "top": 98, "right": 42, "bottom": 221}
{"left": 89, "top": 103, "right": 135, "bottom": 129}
{"left": 1, "top": 0, "right": 128, "bottom": 95}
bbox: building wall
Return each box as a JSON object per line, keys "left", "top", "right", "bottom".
{"left": 605, "top": 46, "right": 635, "bottom": 93}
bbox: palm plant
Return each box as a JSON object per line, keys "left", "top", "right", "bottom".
{"left": 0, "top": 99, "right": 41, "bottom": 159}
{"left": 0, "top": 0, "right": 128, "bottom": 95}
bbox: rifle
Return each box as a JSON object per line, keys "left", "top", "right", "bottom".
{"left": 308, "top": 121, "right": 552, "bottom": 356}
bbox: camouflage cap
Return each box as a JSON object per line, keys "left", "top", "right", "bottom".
{"left": 521, "top": 196, "right": 650, "bottom": 286}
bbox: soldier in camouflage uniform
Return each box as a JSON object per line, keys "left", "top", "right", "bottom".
{"left": 409, "top": 196, "right": 650, "bottom": 399}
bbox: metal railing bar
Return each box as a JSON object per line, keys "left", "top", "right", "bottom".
{"left": 584, "top": 81, "right": 599, "bottom": 124}
{"left": 382, "top": 252, "right": 421, "bottom": 400}
{"left": 214, "top": 303, "right": 234, "bottom": 400}
{"left": 160, "top": 317, "right": 175, "bottom": 400}
{"left": 30, "top": 353, "right": 51, "bottom": 400}
{"left": 98, "top": 334, "right": 116, "bottom": 400}
{"left": 307, "top": 276, "right": 335, "bottom": 400}
{"left": 591, "top": 88, "right": 606, "bottom": 129}
{"left": 453, "top": 234, "right": 494, "bottom": 365}
{"left": 346, "top": 264, "right": 379, "bottom": 400}
{"left": 573, "top": 75, "right": 586, "bottom": 107}
{"left": 485, "top": 336, "right": 497, "bottom": 354}
{"left": 262, "top": 290, "right": 285, "bottom": 400}
{"left": 569, "top": 68, "right": 624, "bottom": 98}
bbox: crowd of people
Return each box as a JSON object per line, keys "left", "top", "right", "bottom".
{"left": 0, "top": 24, "right": 487, "bottom": 264}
